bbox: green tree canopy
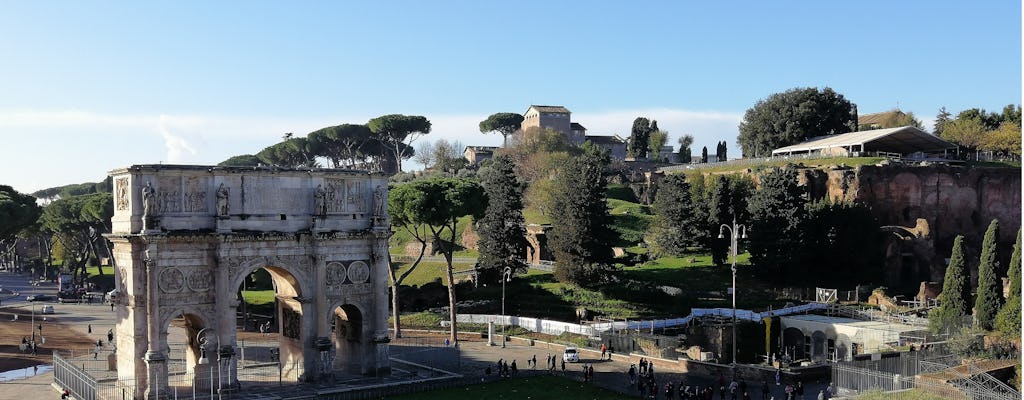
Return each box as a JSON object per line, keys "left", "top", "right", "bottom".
{"left": 973, "top": 219, "right": 1003, "bottom": 331}
{"left": 307, "top": 123, "right": 374, "bottom": 168}
{"left": 549, "top": 146, "right": 615, "bottom": 284}
{"left": 479, "top": 112, "right": 524, "bottom": 147}
{"left": 803, "top": 199, "right": 883, "bottom": 287}
{"left": 218, "top": 154, "right": 263, "bottom": 167}
{"left": 677, "top": 135, "right": 694, "bottom": 163}
{"left": 368, "top": 114, "right": 431, "bottom": 173}
{"left": 648, "top": 130, "right": 668, "bottom": 161}
{"left": 628, "top": 117, "right": 652, "bottom": 159}
{"left": 930, "top": 235, "right": 971, "bottom": 334}
{"left": 995, "top": 228, "right": 1021, "bottom": 337}
{"left": 737, "top": 87, "right": 858, "bottom": 157}
{"left": 746, "top": 167, "right": 808, "bottom": 280}
{"left": 0, "top": 185, "right": 41, "bottom": 241}
{"left": 476, "top": 155, "right": 527, "bottom": 283}
{"left": 388, "top": 177, "right": 485, "bottom": 344}
{"left": 647, "top": 174, "right": 700, "bottom": 257}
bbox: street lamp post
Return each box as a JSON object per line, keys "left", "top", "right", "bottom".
{"left": 500, "top": 266, "right": 512, "bottom": 349}
{"left": 718, "top": 216, "right": 747, "bottom": 379}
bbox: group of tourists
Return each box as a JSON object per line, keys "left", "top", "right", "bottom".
{"left": 581, "top": 363, "right": 596, "bottom": 381}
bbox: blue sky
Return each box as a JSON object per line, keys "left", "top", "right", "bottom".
{"left": 1, "top": 1, "right": 1020, "bottom": 194}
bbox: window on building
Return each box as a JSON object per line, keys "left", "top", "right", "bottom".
{"left": 804, "top": 336, "right": 811, "bottom": 356}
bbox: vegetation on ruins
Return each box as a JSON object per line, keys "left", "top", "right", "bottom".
{"left": 929, "top": 235, "right": 971, "bottom": 334}
{"left": 973, "top": 219, "right": 1004, "bottom": 331}
{"left": 995, "top": 228, "right": 1021, "bottom": 337}
{"left": 737, "top": 87, "right": 858, "bottom": 157}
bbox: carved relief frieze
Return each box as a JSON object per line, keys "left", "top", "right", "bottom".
{"left": 282, "top": 307, "right": 301, "bottom": 339}
{"left": 159, "top": 292, "right": 215, "bottom": 307}
{"left": 186, "top": 270, "right": 213, "bottom": 292}
{"left": 158, "top": 267, "right": 186, "bottom": 293}
{"left": 182, "top": 176, "right": 208, "bottom": 213}
{"left": 115, "top": 177, "right": 130, "bottom": 210}
{"left": 347, "top": 261, "right": 370, "bottom": 284}
{"left": 346, "top": 181, "right": 365, "bottom": 212}
{"left": 157, "top": 176, "right": 182, "bottom": 213}
{"left": 325, "top": 261, "right": 347, "bottom": 285}
{"left": 324, "top": 178, "right": 346, "bottom": 213}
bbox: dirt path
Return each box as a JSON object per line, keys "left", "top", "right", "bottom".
{"left": 0, "top": 308, "right": 97, "bottom": 372}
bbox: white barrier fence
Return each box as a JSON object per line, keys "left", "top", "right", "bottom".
{"left": 457, "top": 303, "right": 829, "bottom": 337}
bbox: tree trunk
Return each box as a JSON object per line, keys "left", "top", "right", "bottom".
{"left": 390, "top": 234, "right": 428, "bottom": 339}
{"left": 444, "top": 256, "right": 457, "bottom": 345}
{"left": 443, "top": 218, "right": 459, "bottom": 345}
{"left": 391, "top": 286, "right": 402, "bottom": 339}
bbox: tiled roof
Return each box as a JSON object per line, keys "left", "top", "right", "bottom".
{"left": 528, "top": 105, "right": 571, "bottom": 114}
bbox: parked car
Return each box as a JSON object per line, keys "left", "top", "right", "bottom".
{"left": 562, "top": 347, "right": 580, "bottom": 363}
{"left": 26, "top": 294, "right": 55, "bottom": 302}
{"left": 41, "top": 305, "right": 55, "bottom": 314}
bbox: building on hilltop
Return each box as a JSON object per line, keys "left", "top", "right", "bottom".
{"left": 463, "top": 146, "right": 498, "bottom": 166}
{"left": 521, "top": 105, "right": 580, "bottom": 144}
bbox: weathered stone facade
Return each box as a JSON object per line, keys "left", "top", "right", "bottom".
{"left": 107, "top": 165, "right": 391, "bottom": 399}
{"left": 810, "top": 164, "right": 1021, "bottom": 283}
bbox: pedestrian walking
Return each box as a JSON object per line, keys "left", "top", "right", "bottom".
{"left": 600, "top": 343, "right": 607, "bottom": 360}
{"left": 628, "top": 364, "right": 636, "bottom": 384}
{"left": 531, "top": 354, "right": 537, "bottom": 369}
{"left": 561, "top": 358, "right": 565, "bottom": 373}
{"left": 110, "top": 302, "right": 114, "bottom": 311}
{"left": 88, "top": 324, "right": 92, "bottom": 333}
{"left": 794, "top": 381, "right": 804, "bottom": 400}
{"left": 608, "top": 345, "right": 614, "bottom": 360}
{"left": 511, "top": 360, "right": 518, "bottom": 377}
{"left": 107, "top": 329, "right": 114, "bottom": 343}
{"left": 761, "top": 381, "right": 770, "bottom": 400}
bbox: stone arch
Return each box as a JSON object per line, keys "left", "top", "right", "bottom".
{"left": 227, "top": 257, "right": 310, "bottom": 380}
{"left": 328, "top": 302, "right": 368, "bottom": 374}
{"left": 159, "top": 310, "right": 210, "bottom": 380}
{"left": 229, "top": 257, "right": 309, "bottom": 299}
{"left": 782, "top": 327, "right": 805, "bottom": 360}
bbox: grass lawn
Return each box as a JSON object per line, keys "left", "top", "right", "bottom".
{"left": 387, "top": 375, "right": 626, "bottom": 400}
{"left": 241, "top": 290, "right": 276, "bottom": 306}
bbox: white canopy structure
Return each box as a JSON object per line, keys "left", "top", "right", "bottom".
{"left": 771, "top": 126, "right": 957, "bottom": 157}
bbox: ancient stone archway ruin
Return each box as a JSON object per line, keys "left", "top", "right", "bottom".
{"left": 106, "top": 165, "right": 391, "bottom": 399}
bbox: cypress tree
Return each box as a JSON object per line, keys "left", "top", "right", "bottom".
{"left": 929, "top": 235, "right": 971, "bottom": 334}
{"left": 974, "top": 220, "right": 1003, "bottom": 330}
{"left": 476, "top": 154, "right": 527, "bottom": 283}
{"left": 995, "top": 228, "right": 1021, "bottom": 336}
{"left": 648, "top": 174, "right": 699, "bottom": 257}
{"left": 708, "top": 176, "right": 733, "bottom": 267}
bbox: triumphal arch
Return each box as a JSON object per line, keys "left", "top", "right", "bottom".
{"left": 106, "top": 165, "right": 391, "bottom": 399}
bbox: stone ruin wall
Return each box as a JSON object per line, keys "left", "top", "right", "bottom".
{"left": 798, "top": 164, "right": 1021, "bottom": 283}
